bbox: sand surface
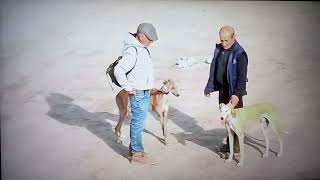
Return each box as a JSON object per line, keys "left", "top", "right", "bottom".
{"left": 1, "top": 1, "right": 320, "bottom": 180}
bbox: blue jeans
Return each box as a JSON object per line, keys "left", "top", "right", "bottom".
{"left": 129, "top": 90, "right": 150, "bottom": 153}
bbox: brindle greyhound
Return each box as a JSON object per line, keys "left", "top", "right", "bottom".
{"left": 114, "top": 79, "right": 180, "bottom": 145}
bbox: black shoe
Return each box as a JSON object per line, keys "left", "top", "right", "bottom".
{"left": 218, "top": 144, "right": 230, "bottom": 153}
{"left": 219, "top": 144, "right": 240, "bottom": 153}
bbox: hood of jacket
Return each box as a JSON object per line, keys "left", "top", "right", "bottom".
{"left": 123, "top": 33, "right": 145, "bottom": 49}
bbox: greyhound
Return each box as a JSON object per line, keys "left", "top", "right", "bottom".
{"left": 114, "top": 79, "right": 180, "bottom": 145}
{"left": 219, "top": 102, "right": 284, "bottom": 167}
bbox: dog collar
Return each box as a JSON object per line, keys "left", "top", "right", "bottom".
{"left": 159, "top": 88, "right": 169, "bottom": 95}
{"left": 162, "top": 91, "right": 169, "bottom": 95}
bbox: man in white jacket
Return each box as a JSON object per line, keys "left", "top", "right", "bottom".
{"left": 114, "top": 23, "right": 158, "bottom": 164}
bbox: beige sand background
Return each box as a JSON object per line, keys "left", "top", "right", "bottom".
{"left": 1, "top": 1, "right": 320, "bottom": 180}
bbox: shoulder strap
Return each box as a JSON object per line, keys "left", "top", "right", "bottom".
{"left": 124, "top": 46, "right": 138, "bottom": 74}
{"left": 144, "top": 47, "right": 151, "bottom": 57}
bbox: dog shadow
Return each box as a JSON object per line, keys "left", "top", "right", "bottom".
{"left": 168, "top": 106, "right": 226, "bottom": 156}
{"left": 245, "top": 135, "right": 277, "bottom": 156}
{"left": 45, "top": 93, "right": 129, "bottom": 159}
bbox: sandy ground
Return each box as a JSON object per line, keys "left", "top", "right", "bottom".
{"left": 1, "top": 1, "right": 320, "bottom": 180}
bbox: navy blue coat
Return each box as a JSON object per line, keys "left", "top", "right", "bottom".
{"left": 204, "top": 41, "right": 248, "bottom": 98}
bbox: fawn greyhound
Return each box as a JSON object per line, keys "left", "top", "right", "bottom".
{"left": 219, "top": 102, "right": 284, "bottom": 167}
{"left": 115, "top": 79, "right": 180, "bottom": 145}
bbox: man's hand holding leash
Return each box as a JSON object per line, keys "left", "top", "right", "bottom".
{"left": 230, "top": 95, "right": 239, "bottom": 108}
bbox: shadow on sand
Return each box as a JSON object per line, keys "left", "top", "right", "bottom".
{"left": 46, "top": 93, "right": 271, "bottom": 160}
{"left": 168, "top": 106, "right": 226, "bottom": 156}
{"left": 45, "top": 93, "right": 129, "bottom": 159}
{"left": 45, "top": 93, "right": 170, "bottom": 158}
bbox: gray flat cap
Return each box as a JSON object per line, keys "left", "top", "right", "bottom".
{"left": 137, "top": 23, "right": 158, "bottom": 41}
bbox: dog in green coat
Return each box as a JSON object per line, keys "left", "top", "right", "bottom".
{"left": 219, "top": 102, "right": 283, "bottom": 167}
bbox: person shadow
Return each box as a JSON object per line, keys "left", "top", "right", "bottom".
{"left": 45, "top": 93, "right": 130, "bottom": 159}
{"left": 167, "top": 106, "right": 272, "bottom": 157}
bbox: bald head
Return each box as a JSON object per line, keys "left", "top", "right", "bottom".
{"left": 219, "top": 26, "right": 235, "bottom": 37}
{"left": 219, "top": 26, "right": 236, "bottom": 49}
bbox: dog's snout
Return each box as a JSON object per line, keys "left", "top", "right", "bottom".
{"left": 220, "top": 117, "right": 224, "bottom": 121}
{"left": 173, "top": 93, "right": 180, "bottom": 97}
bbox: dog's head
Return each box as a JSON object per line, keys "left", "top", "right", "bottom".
{"left": 219, "top": 102, "right": 235, "bottom": 122}
{"left": 161, "top": 79, "right": 180, "bottom": 97}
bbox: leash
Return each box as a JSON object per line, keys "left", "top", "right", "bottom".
{"left": 151, "top": 89, "right": 169, "bottom": 95}
{"left": 162, "top": 90, "right": 169, "bottom": 95}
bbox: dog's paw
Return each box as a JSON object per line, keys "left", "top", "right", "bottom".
{"left": 277, "top": 152, "right": 283, "bottom": 158}
{"left": 262, "top": 153, "right": 269, "bottom": 158}
{"left": 164, "top": 139, "right": 168, "bottom": 146}
{"left": 116, "top": 138, "right": 123, "bottom": 144}
{"left": 236, "top": 162, "right": 243, "bottom": 167}
{"left": 225, "top": 159, "right": 232, "bottom": 163}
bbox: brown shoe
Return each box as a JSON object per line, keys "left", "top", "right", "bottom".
{"left": 130, "top": 152, "right": 149, "bottom": 164}
{"left": 128, "top": 151, "right": 133, "bottom": 158}
{"left": 128, "top": 146, "right": 133, "bottom": 157}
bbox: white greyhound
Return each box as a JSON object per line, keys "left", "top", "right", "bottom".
{"left": 219, "top": 102, "right": 284, "bottom": 167}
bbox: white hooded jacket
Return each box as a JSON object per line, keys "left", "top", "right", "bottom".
{"left": 114, "top": 33, "right": 154, "bottom": 91}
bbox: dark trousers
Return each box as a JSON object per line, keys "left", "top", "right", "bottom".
{"left": 219, "top": 85, "right": 243, "bottom": 150}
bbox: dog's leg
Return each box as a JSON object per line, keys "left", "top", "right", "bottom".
{"left": 237, "top": 133, "right": 245, "bottom": 167}
{"left": 115, "top": 112, "right": 126, "bottom": 144}
{"left": 277, "top": 135, "right": 283, "bottom": 157}
{"left": 115, "top": 94, "right": 122, "bottom": 144}
{"left": 225, "top": 124, "right": 234, "bottom": 164}
{"left": 163, "top": 111, "right": 168, "bottom": 145}
{"left": 272, "top": 127, "right": 283, "bottom": 157}
{"left": 260, "top": 117, "right": 270, "bottom": 158}
{"left": 159, "top": 112, "right": 166, "bottom": 144}
{"left": 268, "top": 112, "right": 283, "bottom": 157}
{"left": 115, "top": 91, "right": 129, "bottom": 144}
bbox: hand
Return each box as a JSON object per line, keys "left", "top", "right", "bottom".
{"left": 204, "top": 88, "right": 211, "bottom": 97}
{"left": 126, "top": 90, "right": 136, "bottom": 95}
{"left": 150, "top": 88, "right": 161, "bottom": 95}
{"left": 230, "top": 95, "right": 239, "bottom": 108}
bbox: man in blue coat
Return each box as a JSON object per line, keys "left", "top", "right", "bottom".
{"left": 204, "top": 26, "right": 248, "bottom": 153}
